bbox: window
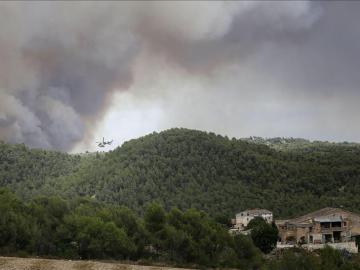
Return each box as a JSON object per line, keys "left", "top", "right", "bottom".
{"left": 344, "top": 222, "right": 347, "bottom": 226}
{"left": 332, "top": 222, "right": 341, "bottom": 228}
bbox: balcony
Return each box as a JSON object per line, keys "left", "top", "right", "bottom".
{"left": 320, "top": 221, "right": 345, "bottom": 233}
{"left": 320, "top": 227, "right": 345, "bottom": 234}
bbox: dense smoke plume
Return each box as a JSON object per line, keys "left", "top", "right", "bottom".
{"left": 0, "top": 2, "right": 359, "bottom": 150}
{"left": 0, "top": 3, "right": 139, "bottom": 150}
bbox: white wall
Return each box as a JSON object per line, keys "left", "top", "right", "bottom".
{"left": 235, "top": 211, "right": 273, "bottom": 228}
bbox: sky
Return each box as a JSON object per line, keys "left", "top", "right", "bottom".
{"left": 0, "top": 1, "right": 359, "bottom": 152}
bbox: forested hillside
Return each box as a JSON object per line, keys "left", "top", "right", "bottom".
{"left": 2, "top": 188, "right": 360, "bottom": 270}
{"left": 1, "top": 128, "right": 360, "bottom": 219}
{"left": 0, "top": 142, "right": 80, "bottom": 200}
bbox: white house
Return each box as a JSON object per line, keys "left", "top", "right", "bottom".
{"left": 232, "top": 208, "right": 273, "bottom": 231}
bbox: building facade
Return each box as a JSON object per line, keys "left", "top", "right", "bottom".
{"left": 231, "top": 208, "right": 273, "bottom": 232}
{"left": 276, "top": 207, "right": 360, "bottom": 252}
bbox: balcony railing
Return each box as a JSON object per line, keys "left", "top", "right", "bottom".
{"left": 320, "top": 227, "right": 345, "bottom": 233}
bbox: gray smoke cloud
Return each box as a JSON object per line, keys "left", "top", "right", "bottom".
{"left": 0, "top": 2, "right": 138, "bottom": 150}
{"left": 1, "top": 1, "right": 359, "bottom": 150}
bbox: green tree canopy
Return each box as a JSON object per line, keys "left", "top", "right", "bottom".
{"left": 250, "top": 221, "right": 279, "bottom": 254}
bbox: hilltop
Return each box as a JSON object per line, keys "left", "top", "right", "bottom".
{"left": 242, "top": 136, "right": 360, "bottom": 152}
{"left": 1, "top": 128, "right": 360, "bottom": 219}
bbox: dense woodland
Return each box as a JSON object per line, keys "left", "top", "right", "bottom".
{"left": 0, "top": 188, "right": 259, "bottom": 268}
{"left": 1, "top": 128, "right": 360, "bottom": 268}
{"left": 1, "top": 128, "right": 360, "bottom": 219}
{"left": 1, "top": 188, "right": 360, "bottom": 270}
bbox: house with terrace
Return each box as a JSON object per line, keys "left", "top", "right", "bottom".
{"left": 276, "top": 207, "right": 360, "bottom": 253}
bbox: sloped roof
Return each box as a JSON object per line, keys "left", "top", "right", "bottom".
{"left": 275, "top": 219, "right": 289, "bottom": 225}
{"left": 288, "top": 207, "right": 360, "bottom": 224}
{"left": 314, "top": 216, "right": 342, "bottom": 223}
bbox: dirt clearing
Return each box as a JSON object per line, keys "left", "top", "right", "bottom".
{"left": 0, "top": 257, "right": 191, "bottom": 270}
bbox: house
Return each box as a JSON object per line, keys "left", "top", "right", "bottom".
{"left": 276, "top": 207, "right": 360, "bottom": 253}
{"left": 230, "top": 208, "right": 273, "bottom": 233}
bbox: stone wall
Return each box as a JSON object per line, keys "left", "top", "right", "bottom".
{"left": 303, "top": 242, "right": 358, "bottom": 253}
{"left": 276, "top": 241, "right": 358, "bottom": 253}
